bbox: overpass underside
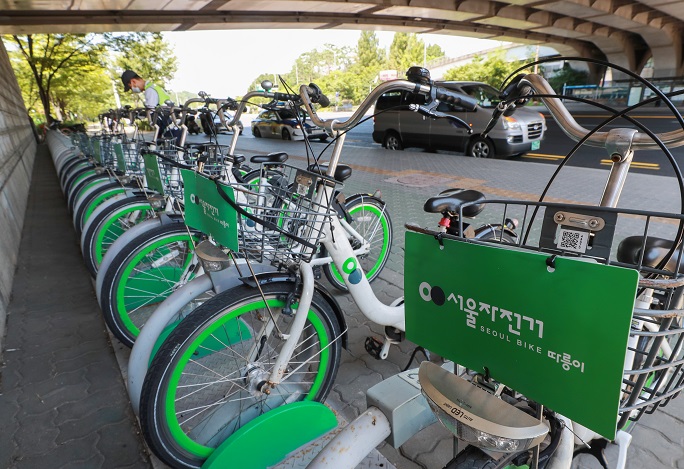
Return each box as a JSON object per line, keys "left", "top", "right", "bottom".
{"left": 0, "top": 0, "right": 683, "bottom": 78}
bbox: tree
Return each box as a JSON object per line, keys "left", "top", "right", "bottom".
{"left": 356, "top": 31, "right": 384, "bottom": 69}
{"left": 5, "top": 34, "right": 109, "bottom": 124}
{"left": 110, "top": 32, "right": 178, "bottom": 98}
{"left": 443, "top": 49, "right": 521, "bottom": 89}
{"left": 5, "top": 32, "right": 178, "bottom": 122}
{"left": 388, "top": 33, "right": 444, "bottom": 74}
{"left": 546, "top": 64, "right": 589, "bottom": 93}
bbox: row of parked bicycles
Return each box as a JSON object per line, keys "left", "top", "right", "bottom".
{"left": 44, "top": 58, "right": 684, "bottom": 469}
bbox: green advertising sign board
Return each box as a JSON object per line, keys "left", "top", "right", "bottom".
{"left": 181, "top": 169, "right": 239, "bottom": 251}
{"left": 404, "top": 231, "right": 638, "bottom": 439}
{"left": 142, "top": 153, "right": 165, "bottom": 195}
{"left": 114, "top": 143, "right": 126, "bottom": 172}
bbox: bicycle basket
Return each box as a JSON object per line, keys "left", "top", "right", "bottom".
{"left": 222, "top": 163, "right": 337, "bottom": 265}
{"left": 449, "top": 199, "right": 684, "bottom": 430}
{"left": 115, "top": 141, "right": 145, "bottom": 176}
{"left": 142, "top": 148, "right": 185, "bottom": 199}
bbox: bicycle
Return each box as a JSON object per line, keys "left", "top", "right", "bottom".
{"left": 97, "top": 85, "right": 395, "bottom": 349}
{"left": 308, "top": 59, "right": 684, "bottom": 469}
{"left": 136, "top": 70, "right": 517, "bottom": 468}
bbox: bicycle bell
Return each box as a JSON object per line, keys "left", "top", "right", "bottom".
{"left": 406, "top": 66, "right": 431, "bottom": 85}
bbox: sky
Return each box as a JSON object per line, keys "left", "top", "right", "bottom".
{"left": 164, "top": 29, "right": 507, "bottom": 98}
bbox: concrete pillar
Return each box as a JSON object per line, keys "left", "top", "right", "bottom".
{"left": 0, "top": 39, "right": 37, "bottom": 353}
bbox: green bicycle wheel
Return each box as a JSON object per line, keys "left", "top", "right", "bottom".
{"left": 139, "top": 282, "right": 342, "bottom": 469}
{"left": 99, "top": 223, "right": 201, "bottom": 347}
{"left": 323, "top": 194, "right": 393, "bottom": 291}
{"left": 81, "top": 196, "right": 157, "bottom": 277}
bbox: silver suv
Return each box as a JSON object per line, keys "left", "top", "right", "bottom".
{"left": 372, "top": 81, "right": 546, "bottom": 158}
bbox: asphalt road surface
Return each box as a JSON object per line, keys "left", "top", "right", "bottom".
{"left": 239, "top": 108, "right": 684, "bottom": 177}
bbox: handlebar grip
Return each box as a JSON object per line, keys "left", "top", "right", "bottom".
{"left": 306, "top": 83, "right": 330, "bottom": 108}
{"left": 434, "top": 86, "right": 478, "bottom": 112}
{"left": 272, "top": 92, "right": 300, "bottom": 102}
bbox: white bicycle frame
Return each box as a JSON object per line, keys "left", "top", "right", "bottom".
{"left": 127, "top": 92, "right": 388, "bottom": 410}
{"left": 231, "top": 76, "right": 684, "bottom": 469}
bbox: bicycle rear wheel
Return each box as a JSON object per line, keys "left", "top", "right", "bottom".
{"left": 99, "top": 223, "right": 201, "bottom": 347}
{"left": 139, "top": 282, "right": 342, "bottom": 469}
{"left": 323, "top": 194, "right": 393, "bottom": 291}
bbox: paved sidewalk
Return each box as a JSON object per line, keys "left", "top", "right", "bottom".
{"left": 2, "top": 139, "right": 684, "bottom": 469}
{"left": 0, "top": 146, "right": 150, "bottom": 469}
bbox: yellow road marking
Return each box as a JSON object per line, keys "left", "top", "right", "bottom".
{"left": 600, "top": 159, "right": 660, "bottom": 169}
{"left": 523, "top": 153, "right": 566, "bottom": 160}
{"left": 524, "top": 153, "right": 660, "bottom": 170}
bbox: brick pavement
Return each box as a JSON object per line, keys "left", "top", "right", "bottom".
{"left": 0, "top": 146, "right": 150, "bottom": 469}
{"left": 3, "top": 138, "right": 684, "bottom": 469}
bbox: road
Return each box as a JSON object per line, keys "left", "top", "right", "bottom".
{"left": 237, "top": 107, "right": 684, "bottom": 176}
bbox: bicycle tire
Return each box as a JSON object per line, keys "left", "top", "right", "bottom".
{"left": 81, "top": 196, "right": 156, "bottom": 277}
{"left": 99, "top": 224, "right": 201, "bottom": 347}
{"left": 323, "top": 194, "right": 393, "bottom": 291}
{"left": 63, "top": 166, "right": 97, "bottom": 201}
{"left": 479, "top": 230, "right": 516, "bottom": 243}
{"left": 57, "top": 156, "right": 86, "bottom": 185}
{"left": 72, "top": 183, "right": 128, "bottom": 235}
{"left": 59, "top": 160, "right": 91, "bottom": 192}
{"left": 68, "top": 175, "right": 111, "bottom": 213}
{"left": 139, "top": 282, "right": 342, "bottom": 469}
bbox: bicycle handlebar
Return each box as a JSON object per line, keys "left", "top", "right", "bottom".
{"left": 486, "top": 73, "right": 684, "bottom": 150}
{"left": 299, "top": 80, "right": 477, "bottom": 132}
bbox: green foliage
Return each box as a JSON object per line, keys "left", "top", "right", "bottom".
{"left": 356, "top": 31, "right": 385, "bottom": 69}
{"left": 110, "top": 32, "right": 177, "bottom": 84}
{"left": 110, "top": 32, "right": 178, "bottom": 103}
{"left": 4, "top": 32, "right": 178, "bottom": 123}
{"left": 442, "top": 49, "right": 522, "bottom": 89}
{"left": 4, "top": 34, "right": 109, "bottom": 123}
{"left": 245, "top": 31, "right": 444, "bottom": 106}
{"left": 546, "top": 64, "right": 589, "bottom": 93}
{"left": 388, "top": 33, "right": 444, "bottom": 74}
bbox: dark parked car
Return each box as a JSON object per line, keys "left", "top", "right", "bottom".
{"left": 372, "top": 81, "right": 546, "bottom": 158}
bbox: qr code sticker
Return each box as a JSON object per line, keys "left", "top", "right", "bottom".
{"left": 557, "top": 228, "right": 589, "bottom": 253}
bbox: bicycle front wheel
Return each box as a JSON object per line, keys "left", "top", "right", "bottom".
{"left": 99, "top": 223, "right": 201, "bottom": 347}
{"left": 139, "top": 282, "right": 342, "bottom": 469}
{"left": 81, "top": 196, "right": 156, "bottom": 277}
{"left": 323, "top": 194, "right": 393, "bottom": 291}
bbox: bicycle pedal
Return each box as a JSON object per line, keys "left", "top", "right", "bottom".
{"left": 364, "top": 336, "right": 384, "bottom": 360}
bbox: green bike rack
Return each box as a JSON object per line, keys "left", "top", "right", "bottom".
{"left": 202, "top": 401, "right": 337, "bottom": 469}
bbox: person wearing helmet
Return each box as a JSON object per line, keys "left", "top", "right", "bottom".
{"left": 121, "top": 70, "right": 180, "bottom": 144}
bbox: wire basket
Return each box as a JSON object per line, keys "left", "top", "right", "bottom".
{"left": 150, "top": 148, "right": 186, "bottom": 198}
{"left": 221, "top": 163, "right": 337, "bottom": 265}
{"left": 185, "top": 143, "right": 233, "bottom": 178}
{"left": 70, "top": 132, "right": 93, "bottom": 158}
{"left": 448, "top": 199, "right": 684, "bottom": 429}
{"left": 118, "top": 141, "right": 145, "bottom": 176}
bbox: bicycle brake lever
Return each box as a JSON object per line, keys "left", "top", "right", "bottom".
{"left": 409, "top": 104, "right": 472, "bottom": 134}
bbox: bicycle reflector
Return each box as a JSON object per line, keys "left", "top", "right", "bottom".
{"left": 419, "top": 362, "right": 548, "bottom": 453}
{"left": 194, "top": 240, "right": 232, "bottom": 272}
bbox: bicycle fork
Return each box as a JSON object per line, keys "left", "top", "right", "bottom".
{"left": 263, "top": 261, "right": 317, "bottom": 390}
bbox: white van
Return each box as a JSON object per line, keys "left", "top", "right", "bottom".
{"left": 372, "top": 81, "right": 546, "bottom": 158}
